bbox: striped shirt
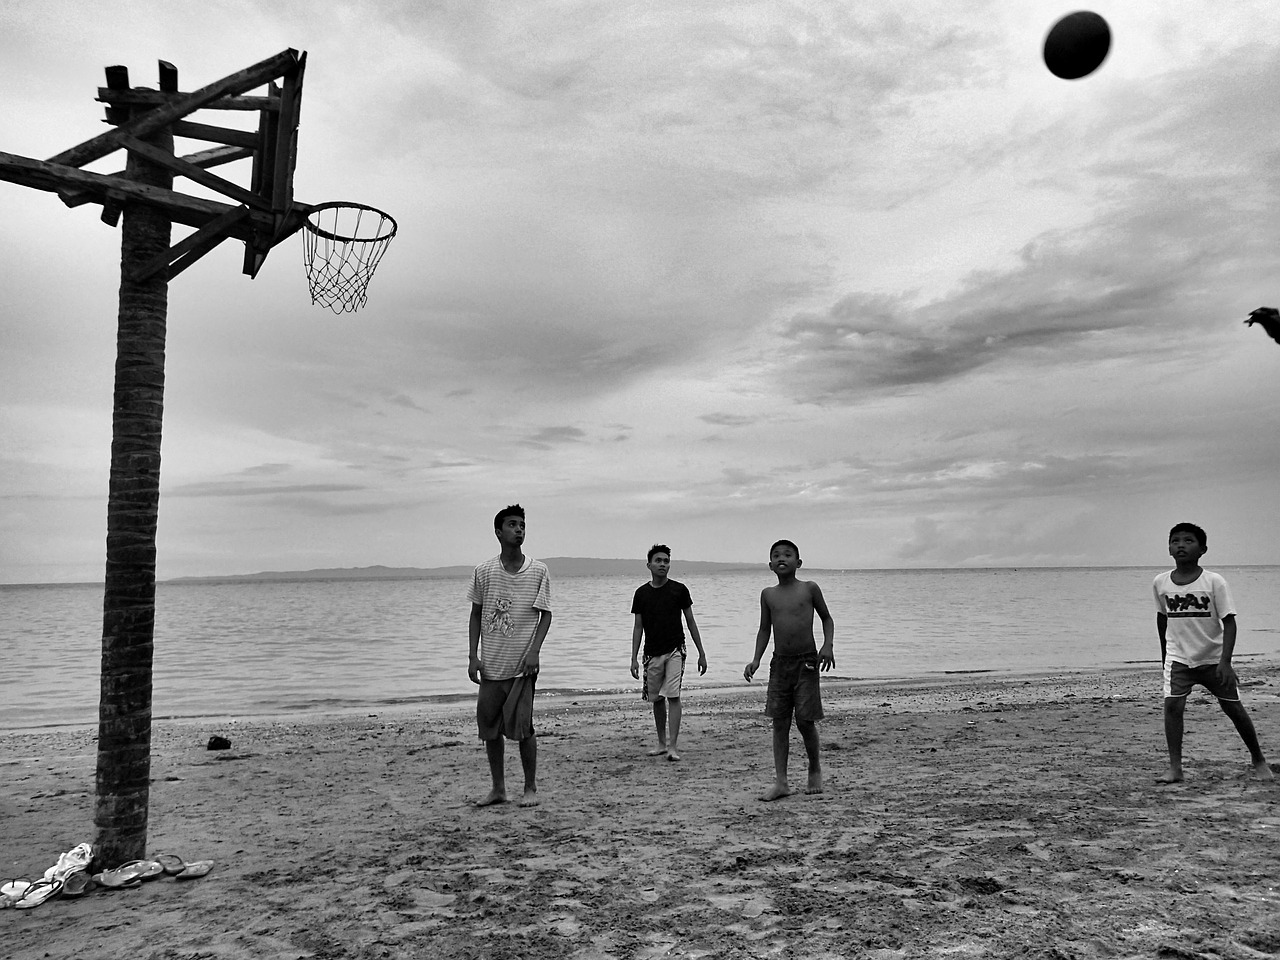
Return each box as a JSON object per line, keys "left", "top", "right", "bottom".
{"left": 468, "top": 555, "right": 552, "bottom": 681}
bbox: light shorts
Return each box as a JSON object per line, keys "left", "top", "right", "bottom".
{"left": 643, "top": 648, "right": 685, "bottom": 702}
{"left": 1163, "top": 660, "right": 1240, "bottom": 702}
{"left": 765, "top": 653, "right": 824, "bottom": 723}
{"left": 476, "top": 674, "right": 536, "bottom": 741}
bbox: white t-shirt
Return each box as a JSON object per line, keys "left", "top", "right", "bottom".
{"left": 1152, "top": 569, "right": 1235, "bottom": 667}
{"left": 468, "top": 555, "right": 552, "bottom": 681}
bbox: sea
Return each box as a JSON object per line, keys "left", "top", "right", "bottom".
{"left": 2, "top": 566, "right": 1277, "bottom": 733}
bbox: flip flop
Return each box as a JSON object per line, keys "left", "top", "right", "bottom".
{"left": 175, "top": 860, "right": 214, "bottom": 881}
{"left": 92, "top": 860, "right": 162, "bottom": 888}
{"left": 14, "top": 877, "right": 63, "bottom": 909}
{"left": 61, "top": 871, "right": 93, "bottom": 898}
{"left": 2, "top": 879, "right": 33, "bottom": 906}
{"left": 152, "top": 853, "right": 187, "bottom": 876}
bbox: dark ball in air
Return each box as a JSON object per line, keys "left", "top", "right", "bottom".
{"left": 1043, "top": 11, "right": 1111, "bottom": 80}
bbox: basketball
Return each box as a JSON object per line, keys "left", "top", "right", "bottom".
{"left": 1043, "top": 11, "right": 1111, "bottom": 80}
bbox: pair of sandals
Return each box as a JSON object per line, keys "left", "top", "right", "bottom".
{"left": 1, "top": 841, "right": 97, "bottom": 910}
{"left": 93, "top": 854, "right": 214, "bottom": 889}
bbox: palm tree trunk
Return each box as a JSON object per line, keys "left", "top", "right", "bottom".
{"left": 94, "top": 124, "right": 174, "bottom": 868}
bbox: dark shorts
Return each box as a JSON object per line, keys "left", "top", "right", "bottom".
{"left": 765, "top": 653, "right": 824, "bottom": 723}
{"left": 1164, "top": 661, "right": 1240, "bottom": 701}
{"left": 477, "top": 675, "right": 536, "bottom": 741}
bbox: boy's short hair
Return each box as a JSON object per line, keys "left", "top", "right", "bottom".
{"left": 647, "top": 544, "right": 671, "bottom": 562}
{"left": 770, "top": 539, "right": 800, "bottom": 559}
{"left": 1168, "top": 522, "right": 1206, "bottom": 548}
{"left": 494, "top": 503, "right": 525, "bottom": 530}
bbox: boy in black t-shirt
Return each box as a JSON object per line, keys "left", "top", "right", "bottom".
{"left": 630, "top": 544, "right": 708, "bottom": 761}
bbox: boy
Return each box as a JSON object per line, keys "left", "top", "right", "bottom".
{"left": 1153, "top": 522, "right": 1272, "bottom": 783}
{"left": 467, "top": 504, "right": 553, "bottom": 806}
{"left": 743, "top": 539, "right": 835, "bottom": 800}
{"left": 630, "top": 544, "right": 708, "bottom": 761}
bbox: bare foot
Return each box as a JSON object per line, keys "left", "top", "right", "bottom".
{"left": 667, "top": 749, "right": 681, "bottom": 762}
{"left": 518, "top": 788, "right": 540, "bottom": 807}
{"left": 1155, "top": 767, "right": 1183, "bottom": 784}
{"left": 1250, "top": 760, "right": 1275, "bottom": 781}
{"left": 805, "top": 771, "right": 823, "bottom": 794}
{"left": 476, "top": 789, "right": 507, "bottom": 806}
{"left": 761, "top": 783, "right": 790, "bottom": 802}
{"left": 646, "top": 745, "right": 668, "bottom": 757}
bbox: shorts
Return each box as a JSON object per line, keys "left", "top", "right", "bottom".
{"left": 476, "top": 675, "right": 536, "bottom": 741}
{"left": 765, "top": 653, "right": 824, "bottom": 722}
{"left": 643, "top": 648, "right": 685, "bottom": 701}
{"left": 1163, "top": 660, "right": 1240, "bottom": 702}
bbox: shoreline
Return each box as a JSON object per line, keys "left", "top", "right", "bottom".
{"left": 5, "top": 661, "right": 1280, "bottom": 958}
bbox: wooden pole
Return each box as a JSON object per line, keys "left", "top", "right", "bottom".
{"left": 93, "top": 112, "right": 174, "bottom": 868}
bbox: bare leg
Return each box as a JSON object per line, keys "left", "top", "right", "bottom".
{"left": 517, "top": 734, "right": 540, "bottom": 806}
{"left": 647, "top": 698, "right": 669, "bottom": 755}
{"left": 478, "top": 739, "right": 507, "bottom": 805}
{"left": 1158, "top": 697, "right": 1185, "bottom": 783}
{"left": 1219, "top": 699, "right": 1275, "bottom": 780}
{"left": 667, "top": 697, "right": 682, "bottom": 761}
{"left": 761, "top": 715, "right": 792, "bottom": 801}
{"left": 797, "top": 719, "right": 823, "bottom": 793}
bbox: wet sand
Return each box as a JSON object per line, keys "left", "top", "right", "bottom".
{"left": 4, "top": 664, "right": 1280, "bottom": 959}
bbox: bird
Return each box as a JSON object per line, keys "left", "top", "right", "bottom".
{"left": 1245, "top": 306, "right": 1280, "bottom": 345}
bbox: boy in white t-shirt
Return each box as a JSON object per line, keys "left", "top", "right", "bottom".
{"left": 1153, "top": 522, "right": 1272, "bottom": 784}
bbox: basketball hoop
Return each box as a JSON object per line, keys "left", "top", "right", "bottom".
{"left": 302, "top": 201, "right": 397, "bottom": 313}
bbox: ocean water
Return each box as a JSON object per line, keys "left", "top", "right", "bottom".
{"left": 2, "top": 566, "right": 1277, "bottom": 732}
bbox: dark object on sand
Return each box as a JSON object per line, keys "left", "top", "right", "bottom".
{"left": 1245, "top": 307, "right": 1280, "bottom": 345}
{"left": 206, "top": 735, "right": 232, "bottom": 751}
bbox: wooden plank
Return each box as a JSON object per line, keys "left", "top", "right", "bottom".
{"left": 117, "top": 134, "right": 271, "bottom": 210}
{"left": 0, "top": 150, "right": 265, "bottom": 238}
{"left": 180, "top": 144, "right": 253, "bottom": 169}
{"left": 271, "top": 52, "right": 305, "bottom": 211}
{"left": 158, "top": 61, "right": 178, "bottom": 93}
{"left": 97, "top": 88, "right": 282, "bottom": 112}
{"left": 103, "top": 65, "right": 131, "bottom": 125}
{"left": 50, "top": 48, "right": 300, "bottom": 168}
{"left": 128, "top": 204, "right": 250, "bottom": 282}
{"left": 170, "top": 120, "right": 259, "bottom": 148}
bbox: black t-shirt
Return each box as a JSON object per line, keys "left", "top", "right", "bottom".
{"left": 631, "top": 579, "right": 693, "bottom": 657}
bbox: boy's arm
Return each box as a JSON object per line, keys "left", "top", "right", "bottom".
{"left": 520, "top": 609, "right": 553, "bottom": 675}
{"left": 684, "top": 607, "right": 708, "bottom": 675}
{"left": 1217, "top": 613, "right": 1238, "bottom": 685}
{"left": 468, "top": 602, "right": 484, "bottom": 684}
{"left": 1156, "top": 612, "right": 1167, "bottom": 664}
{"left": 744, "top": 590, "right": 772, "bottom": 681}
{"left": 810, "top": 582, "right": 835, "bottom": 670}
{"left": 630, "top": 613, "right": 644, "bottom": 679}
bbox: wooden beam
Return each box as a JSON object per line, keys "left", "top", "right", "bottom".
{"left": 158, "top": 60, "right": 178, "bottom": 93}
{"left": 272, "top": 51, "right": 305, "bottom": 211}
{"left": 169, "top": 120, "right": 259, "bottom": 149}
{"left": 103, "top": 66, "right": 130, "bottom": 125}
{"left": 116, "top": 133, "right": 270, "bottom": 210}
{"left": 97, "top": 88, "right": 282, "bottom": 113}
{"left": 0, "top": 150, "right": 263, "bottom": 237}
{"left": 179, "top": 144, "right": 253, "bottom": 169}
{"left": 128, "top": 204, "right": 250, "bottom": 282}
{"left": 49, "top": 48, "right": 300, "bottom": 168}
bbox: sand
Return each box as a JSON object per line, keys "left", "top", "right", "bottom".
{"left": 5, "top": 665, "right": 1280, "bottom": 960}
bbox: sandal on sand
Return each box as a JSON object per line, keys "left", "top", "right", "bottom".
{"left": 2, "top": 879, "right": 34, "bottom": 906}
{"left": 93, "top": 860, "right": 162, "bottom": 888}
{"left": 152, "top": 853, "right": 187, "bottom": 876}
{"left": 61, "top": 871, "right": 93, "bottom": 898}
{"left": 174, "top": 860, "right": 214, "bottom": 881}
{"left": 14, "top": 877, "right": 63, "bottom": 909}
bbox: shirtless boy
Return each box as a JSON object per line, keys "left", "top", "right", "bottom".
{"left": 743, "top": 539, "right": 835, "bottom": 801}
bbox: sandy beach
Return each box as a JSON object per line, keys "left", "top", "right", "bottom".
{"left": 5, "top": 665, "right": 1280, "bottom": 960}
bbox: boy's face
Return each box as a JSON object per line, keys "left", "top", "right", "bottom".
{"left": 647, "top": 552, "right": 671, "bottom": 579}
{"left": 496, "top": 515, "right": 525, "bottom": 547}
{"left": 1168, "top": 531, "right": 1205, "bottom": 565}
{"left": 769, "top": 544, "right": 801, "bottom": 575}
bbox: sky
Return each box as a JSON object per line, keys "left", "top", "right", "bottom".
{"left": 2, "top": 0, "right": 1279, "bottom": 583}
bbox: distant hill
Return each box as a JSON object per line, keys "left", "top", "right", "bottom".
{"left": 166, "top": 557, "right": 761, "bottom": 584}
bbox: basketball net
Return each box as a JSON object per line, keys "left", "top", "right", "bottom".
{"left": 302, "top": 202, "right": 397, "bottom": 313}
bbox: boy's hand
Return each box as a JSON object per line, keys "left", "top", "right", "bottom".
{"left": 818, "top": 645, "right": 835, "bottom": 671}
{"left": 743, "top": 659, "right": 760, "bottom": 681}
{"left": 519, "top": 650, "right": 540, "bottom": 677}
{"left": 630, "top": 657, "right": 640, "bottom": 680}
{"left": 1217, "top": 660, "right": 1238, "bottom": 688}
{"left": 468, "top": 655, "right": 483, "bottom": 684}
{"left": 697, "top": 652, "right": 708, "bottom": 676}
